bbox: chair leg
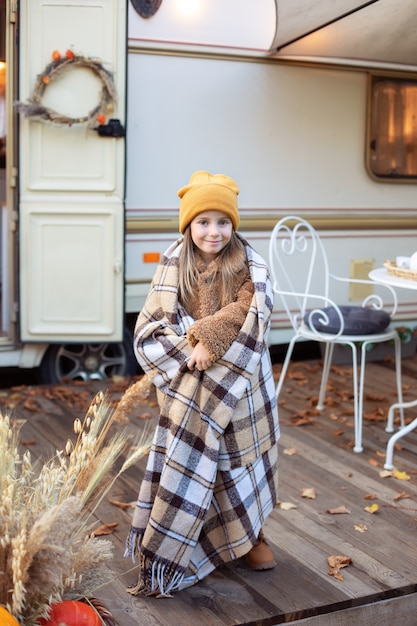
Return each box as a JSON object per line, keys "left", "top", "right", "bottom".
{"left": 317, "top": 342, "right": 334, "bottom": 411}
{"left": 389, "top": 333, "right": 404, "bottom": 430}
{"left": 385, "top": 415, "right": 417, "bottom": 470}
{"left": 352, "top": 342, "right": 362, "bottom": 453}
{"left": 275, "top": 336, "right": 298, "bottom": 399}
{"left": 356, "top": 335, "right": 403, "bottom": 454}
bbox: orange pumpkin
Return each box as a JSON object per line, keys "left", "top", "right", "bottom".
{"left": 38, "top": 601, "right": 101, "bottom": 626}
{"left": 51, "top": 50, "right": 61, "bottom": 61}
{"left": 65, "top": 50, "right": 75, "bottom": 59}
{"left": 0, "top": 606, "right": 20, "bottom": 626}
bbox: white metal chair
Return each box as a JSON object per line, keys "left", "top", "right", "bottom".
{"left": 269, "top": 216, "right": 404, "bottom": 453}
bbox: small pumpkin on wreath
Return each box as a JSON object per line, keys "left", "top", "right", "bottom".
{"left": 16, "top": 50, "right": 118, "bottom": 129}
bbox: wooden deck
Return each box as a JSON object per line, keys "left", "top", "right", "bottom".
{"left": 3, "top": 350, "right": 417, "bottom": 625}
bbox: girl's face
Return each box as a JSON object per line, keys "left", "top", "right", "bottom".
{"left": 190, "top": 210, "right": 233, "bottom": 263}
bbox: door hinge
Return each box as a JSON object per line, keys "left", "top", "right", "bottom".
{"left": 9, "top": 166, "right": 17, "bottom": 188}
{"left": 10, "top": 302, "right": 18, "bottom": 322}
{"left": 9, "top": 210, "right": 18, "bottom": 232}
{"left": 9, "top": 0, "right": 17, "bottom": 23}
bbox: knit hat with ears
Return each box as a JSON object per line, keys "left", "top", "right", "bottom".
{"left": 177, "top": 170, "right": 240, "bottom": 234}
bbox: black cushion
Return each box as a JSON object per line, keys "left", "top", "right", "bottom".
{"left": 304, "top": 305, "right": 391, "bottom": 335}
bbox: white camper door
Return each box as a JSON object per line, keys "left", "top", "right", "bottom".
{"left": 18, "top": 0, "right": 126, "bottom": 343}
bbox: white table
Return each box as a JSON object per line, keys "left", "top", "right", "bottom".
{"left": 369, "top": 267, "right": 417, "bottom": 469}
{"left": 369, "top": 267, "right": 417, "bottom": 292}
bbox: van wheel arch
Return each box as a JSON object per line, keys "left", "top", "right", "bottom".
{"left": 38, "top": 327, "right": 138, "bottom": 384}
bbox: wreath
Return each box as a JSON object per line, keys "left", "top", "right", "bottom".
{"left": 16, "top": 50, "right": 117, "bottom": 128}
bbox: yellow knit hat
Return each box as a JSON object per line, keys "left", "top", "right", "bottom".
{"left": 177, "top": 170, "right": 240, "bottom": 234}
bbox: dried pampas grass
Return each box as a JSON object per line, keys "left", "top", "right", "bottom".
{"left": 0, "top": 391, "right": 154, "bottom": 625}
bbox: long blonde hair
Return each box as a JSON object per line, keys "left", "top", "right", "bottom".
{"left": 178, "top": 227, "right": 246, "bottom": 312}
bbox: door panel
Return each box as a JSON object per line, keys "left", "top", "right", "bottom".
{"left": 20, "top": 204, "right": 122, "bottom": 337}
{"left": 19, "top": 0, "right": 126, "bottom": 342}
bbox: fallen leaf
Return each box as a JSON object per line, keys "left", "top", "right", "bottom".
{"left": 279, "top": 502, "right": 298, "bottom": 510}
{"left": 108, "top": 498, "right": 136, "bottom": 511}
{"left": 363, "top": 407, "right": 385, "bottom": 422}
{"left": 393, "top": 492, "right": 410, "bottom": 501}
{"left": 365, "top": 393, "right": 388, "bottom": 402}
{"left": 327, "top": 555, "right": 352, "bottom": 580}
{"left": 23, "top": 398, "right": 40, "bottom": 411}
{"left": 323, "top": 397, "right": 339, "bottom": 407}
{"left": 364, "top": 493, "right": 377, "bottom": 500}
{"left": 379, "top": 469, "right": 393, "bottom": 478}
{"left": 137, "top": 412, "right": 153, "bottom": 420}
{"left": 368, "top": 458, "right": 379, "bottom": 467}
{"left": 364, "top": 503, "right": 379, "bottom": 514}
{"left": 291, "top": 415, "right": 316, "bottom": 426}
{"left": 92, "top": 522, "right": 119, "bottom": 537}
{"left": 393, "top": 469, "right": 410, "bottom": 481}
{"left": 283, "top": 447, "right": 297, "bottom": 456}
{"left": 301, "top": 487, "right": 316, "bottom": 499}
{"left": 288, "top": 369, "right": 308, "bottom": 381}
{"left": 354, "top": 524, "right": 368, "bottom": 533}
{"left": 327, "top": 505, "right": 351, "bottom": 515}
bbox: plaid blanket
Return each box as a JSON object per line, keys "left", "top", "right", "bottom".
{"left": 125, "top": 237, "right": 279, "bottom": 597}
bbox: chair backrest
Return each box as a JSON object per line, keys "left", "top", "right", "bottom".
{"left": 268, "top": 216, "right": 331, "bottom": 333}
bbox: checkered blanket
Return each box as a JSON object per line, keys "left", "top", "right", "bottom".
{"left": 125, "top": 238, "right": 279, "bottom": 597}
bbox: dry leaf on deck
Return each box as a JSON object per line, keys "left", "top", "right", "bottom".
{"left": 279, "top": 502, "right": 298, "bottom": 510}
{"left": 327, "top": 555, "right": 352, "bottom": 580}
{"left": 379, "top": 469, "right": 393, "bottom": 478}
{"left": 368, "top": 458, "right": 379, "bottom": 467}
{"left": 92, "top": 522, "right": 119, "bottom": 536}
{"left": 364, "top": 493, "right": 377, "bottom": 500}
{"left": 393, "top": 491, "right": 410, "bottom": 501}
{"left": 23, "top": 398, "right": 41, "bottom": 412}
{"left": 283, "top": 447, "right": 297, "bottom": 456}
{"left": 301, "top": 487, "right": 316, "bottom": 499}
{"left": 365, "top": 393, "right": 388, "bottom": 402}
{"left": 393, "top": 469, "right": 410, "bottom": 481}
{"left": 108, "top": 498, "right": 136, "bottom": 511}
{"left": 354, "top": 524, "right": 368, "bottom": 532}
{"left": 364, "top": 503, "right": 379, "bottom": 514}
{"left": 137, "top": 412, "right": 153, "bottom": 420}
{"left": 323, "top": 397, "right": 339, "bottom": 407}
{"left": 327, "top": 505, "right": 351, "bottom": 515}
{"left": 288, "top": 370, "right": 308, "bottom": 381}
{"left": 363, "top": 408, "right": 385, "bottom": 422}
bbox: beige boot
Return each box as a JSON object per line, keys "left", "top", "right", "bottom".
{"left": 245, "top": 529, "right": 276, "bottom": 571}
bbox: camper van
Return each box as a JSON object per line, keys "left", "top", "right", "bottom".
{"left": 1, "top": 0, "right": 417, "bottom": 383}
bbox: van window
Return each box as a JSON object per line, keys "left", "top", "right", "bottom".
{"left": 368, "top": 76, "right": 417, "bottom": 180}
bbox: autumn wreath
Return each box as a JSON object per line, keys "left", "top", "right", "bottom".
{"left": 16, "top": 50, "right": 117, "bottom": 128}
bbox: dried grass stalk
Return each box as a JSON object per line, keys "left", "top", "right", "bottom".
{"left": 0, "top": 391, "right": 154, "bottom": 625}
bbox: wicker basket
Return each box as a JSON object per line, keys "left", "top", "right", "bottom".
{"left": 384, "top": 260, "right": 417, "bottom": 281}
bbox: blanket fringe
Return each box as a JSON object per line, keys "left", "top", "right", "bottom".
{"left": 124, "top": 527, "right": 141, "bottom": 562}
{"left": 126, "top": 551, "right": 185, "bottom": 599}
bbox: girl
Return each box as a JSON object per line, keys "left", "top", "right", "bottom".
{"left": 125, "top": 170, "right": 279, "bottom": 597}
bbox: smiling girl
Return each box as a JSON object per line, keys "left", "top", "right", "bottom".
{"left": 126, "top": 170, "right": 280, "bottom": 597}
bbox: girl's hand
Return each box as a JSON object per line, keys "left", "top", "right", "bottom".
{"left": 187, "top": 342, "right": 212, "bottom": 371}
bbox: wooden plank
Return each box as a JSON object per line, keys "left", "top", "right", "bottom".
{"left": 286, "top": 592, "right": 417, "bottom": 626}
